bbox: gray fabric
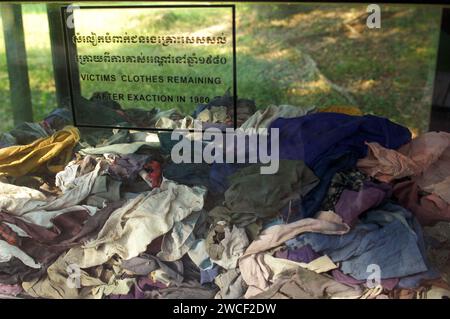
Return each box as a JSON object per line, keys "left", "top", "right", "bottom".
{"left": 158, "top": 211, "right": 201, "bottom": 262}
{"left": 86, "top": 175, "right": 122, "bottom": 208}
{"left": 215, "top": 269, "right": 247, "bottom": 299}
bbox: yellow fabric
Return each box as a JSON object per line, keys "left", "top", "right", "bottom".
{"left": 319, "top": 106, "right": 363, "bottom": 116}
{"left": 0, "top": 126, "right": 80, "bottom": 177}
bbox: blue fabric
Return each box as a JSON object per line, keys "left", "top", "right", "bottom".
{"left": 286, "top": 202, "right": 428, "bottom": 280}
{"left": 209, "top": 162, "right": 249, "bottom": 195}
{"left": 163, "top": 162, "right": 211, "bottom": 188}
{"left": 269, "top": 113, "right": 411, "bottom": 166}
{"left": 396, "top": 210, "right": 441, "bottom": 288}
{"left": 269, "top": 113, "right": 411, "bottom": 219}
{"left": 200, "top": 265, "right": 220, "bottom": 285}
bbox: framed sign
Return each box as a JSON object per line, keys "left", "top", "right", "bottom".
{"left": 61, "top": 4, "right": 237, "bottom": 131}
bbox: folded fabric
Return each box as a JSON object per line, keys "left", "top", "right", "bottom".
{"left": 10, "top": 122, "right": 50, "bottom": 145}
{"left": 187, "top": 239, "right": 213, "bottom": 271}
{"left": 0, "top": 126, "right": 80, "bottom": 177}
{"left": 263, "top": 254, "right": 338, "bottom": 283}
{"left": 287, "top": 203, "right": 428, "bottom": 280}
{"left": 197, "top": 106, "right": 228, "bottom": 123}
{"left": 163, "top": 162, "right": 210, "bottom": 188}
{"left": 239, "top": 210, "right": 350, "bottom": 298}
{"left": 144, "top": 279, "right": 218, "bottom": 299}
{"left": 331, "top": 269, "right": 399, "bottom": 291}
{"left": 64, "top": 179, "right": 206, "bottom": 268}
{"left": 275, "top": 244, "right": 320, "bottom": 263}
{"left": 0, "top": 256, "right": 44, "bottom": 285}
{"left": 320, "top": 169, "right": 369, "bottom": 211}
{"left": 251, "top": 268, "right": 363, "bottom": 299}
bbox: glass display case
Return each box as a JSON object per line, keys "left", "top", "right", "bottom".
{"left": 0, "top": 2, "right": 449, "bottom": 300}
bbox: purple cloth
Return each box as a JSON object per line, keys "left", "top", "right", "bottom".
{"left": 335, "top": 182, "right": 391, "bottom": 225}
{"left": 275, "top": 245, "right": 321, "bottom": 263}
{"left": 0, "top": 283, "right": 22, "bottom": 296}
{"left": 331, "top": 269, "right": 399, "bottom": 290}
{"left": 107, "top": 154, "right": 150, "bottom": 183}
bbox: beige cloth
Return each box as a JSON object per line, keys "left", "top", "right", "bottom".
{"left": 197, "top": 106, "right": 228, "bottom": 123}
{"left": 357, "top": 132, "right": 450, "bottom": 203}
{"left": 239, "top": 210, "right": 350, "bottom": 298}
{"left": 22, "top": 254, "right": 134, "bottom": 299}
{"left": 214, "top": 269, "right": 247, "bottom": 299}
{"left": 0, "top": 163, "right": 101, "bottom": 217}
{"left": 206, "top": 222, "right": 249, "bottom": 270}
{"left": 415, "top": 147, "right": 450, "bottom": 203}
{"left": 251, "top": 268, "right": 363, "bottom": 299}
{"left": 357, "top": 132, "right": 450, "bottom": 182}
{"left": 64, "top": 179, "right": 206, "bottom": 268}
{"left": 263, "top": 254, "right": 337, "bottom": 282}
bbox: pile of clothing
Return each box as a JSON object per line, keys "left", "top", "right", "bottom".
{"left": 0, "top": 95, "right": 449, "bottom": 299}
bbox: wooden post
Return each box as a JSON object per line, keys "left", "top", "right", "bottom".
{"left": 1, "top": 3, "right": 33, "bottom": 125}
{"left": 47, "top": 3, "right": 73, "bottom": 109}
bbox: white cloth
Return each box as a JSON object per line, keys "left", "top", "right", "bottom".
{"left": 0, "top": 240, "right": 41, "bottom": 269}
{"left": 64, "top": 179, "right": 206, "bottom": 268}
{"left": 0, "top": 163, "right": 102, "bottom": 216}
